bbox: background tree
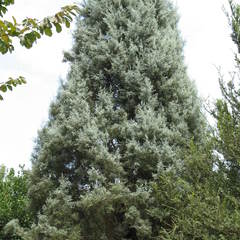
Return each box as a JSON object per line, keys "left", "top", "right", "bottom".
{"left": 0, "top": 0, "right": 79, "bottom": 100}
{"left": 149, "top": 139, "right": 240, "bottom": 239}
{"left": 22, "top": 0, "right": 205, "bottom": 239}
{"left": 156, "top": 0, "right": 240, "bottom": 238}
{"left": 212, "top": 0, "right": 240, "bottom": 196}
{"left": 0, "top": 165, "right": 32, "bottom": 240}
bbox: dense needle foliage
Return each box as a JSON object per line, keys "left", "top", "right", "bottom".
{"left": 22, "top": 0, "right": 205, "bottom": 239}
{"left": 5, "top": 0, "right": 240, "bottom": 239}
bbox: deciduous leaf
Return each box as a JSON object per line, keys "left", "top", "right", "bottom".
{"left": 44, "top": 27, "right": 52, "bottom": 37}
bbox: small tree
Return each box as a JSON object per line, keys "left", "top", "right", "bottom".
{"left": 212, "top": 0, "right": 240, "bottom": 196}
{"left": 0, "top": 166, "right": 32, "bottom": 240}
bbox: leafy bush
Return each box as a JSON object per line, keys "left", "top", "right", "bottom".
{"left": 0, "top": 166, "right": 32, "bottom": 239}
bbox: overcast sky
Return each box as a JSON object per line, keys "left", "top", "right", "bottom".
{"left": 0, "top": 0, "right": 236, "bottom": 169}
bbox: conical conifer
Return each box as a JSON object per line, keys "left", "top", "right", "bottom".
{"left": 28, "top": 0, "right": 204, "bottom": 238}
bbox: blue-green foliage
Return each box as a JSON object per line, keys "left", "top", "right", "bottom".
{"left": 12, "top": 0, "right": 222, "bottom": 239}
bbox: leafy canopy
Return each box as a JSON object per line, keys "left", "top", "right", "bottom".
{"left": 0, "top": 165, "right": 32, "bottom": 240}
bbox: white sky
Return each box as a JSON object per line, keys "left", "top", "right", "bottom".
{"left": 0, "top": 0, "right": 237, "bottom": 169}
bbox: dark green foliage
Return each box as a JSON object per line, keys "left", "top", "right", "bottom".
{"left": 211, "top": 0, "right": 240, "bottom": 197}
{"left": 149, "top": 141, "right": 240, "bottom": 239}
{"left": 213, "top": 97, "right": 240, "bottom": 195}
{"left": 0, "top": 166, "right": 32, "bottom": 240}
{"left": 227, "top": 0, "right": 240, "bottom": 52}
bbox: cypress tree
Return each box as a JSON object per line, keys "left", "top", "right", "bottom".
{"left": 27, "top": 0, "right": 204, "bottom": 238}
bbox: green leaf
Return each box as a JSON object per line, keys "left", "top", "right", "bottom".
{"left": 0, "top": 20, "right": 7, "bottom": 30}
{"left": 12, "top": 16, "right": 17, "bottom": 25}
{"left": 0, "top": 84, "right": 7, "bottom": 92}
{"left": 0, "top": 40, "right": 8, "bottom": 54}
{"left": 23, "top": 38, "right": 33, "bottom": 49}
{"left": 34, "top": 31, "right": 41, "bottom": 39}
{"left": 7, "top": 85, "right": 12, "bottom": 91}
{"left": 19, "top": 76, "right": 26, "bottom": 83}
{"left": 44, "top": 27, "right": 52, "bottom": 37}
{"left": 54, "top": 22, "right": 62, "bottom": 33}
{"left": 25, "top": 32, "right": 36, "bottom": 44}
{"left": 65, "top": 19, "right": 70, "bottom": 28}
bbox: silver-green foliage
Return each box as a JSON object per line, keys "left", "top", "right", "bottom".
{"left": 5, "top": 178, "right": 82, "bottom": 240}
{"left": 26, "top": 0, "right": 204, "bottom": 239}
